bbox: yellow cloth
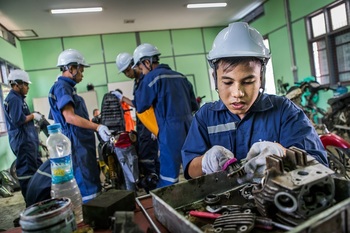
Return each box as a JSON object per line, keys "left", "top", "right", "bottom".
{"left": 136, "top": 106, "right": 158, "bottom": 136}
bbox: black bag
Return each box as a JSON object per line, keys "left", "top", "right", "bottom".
{"left": 100, "top": 93, "right": 125, "bottom": 133}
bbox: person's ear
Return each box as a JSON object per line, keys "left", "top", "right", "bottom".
{"left": 68, "top": 66, "right": 74, "bottom": 73}
{"left": 145, "top": 60, "right": 152, "bottom": 69}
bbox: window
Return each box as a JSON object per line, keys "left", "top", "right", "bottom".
{"left": 264, "top": 38, "right": 276, "bottom": 94}
{"left": 0, "top": 61, "right": 9, "bottom": 84}
{"left": 311, "top": 13, "right": 326, "bottom": 37}
{"left": 330, "top": 3, "right": 347, "bottom": 30}
{"left": 0, "top": 60, "right": 19, "bottom": 136}
{"left": 0, "top": 84, "right": 10, "bottom": 135}
{"left": 0, "top": 24, "right": 16, "bottom": 47}
{"left": 307, "top": 0, "right": 350, "bottom": 85}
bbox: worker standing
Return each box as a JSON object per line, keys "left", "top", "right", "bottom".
{"left": 3, "top": 69, "right": 43, "bottom": 205}
{"left": 114, "top": 44, "right": 199, "bottom": 187}
{"left": 115, "top": 52, "right": 160, "bottom": 191}
{"left": 181, "top": 22, "right": 328, "bottom": 179}
{"left": 48, "top": 49, "right": 111, "bottom": 203}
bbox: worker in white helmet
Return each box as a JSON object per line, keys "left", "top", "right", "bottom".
{"left": 115, "top": 52, "right": 160, "bottom": 191}
{"left": 4, "top": 69, "right": 43, "bottom": 205}
{"left": 48, "top": 49, "right": 111, "bottom": 203}
{"left": 182, "top": 22, "right": 328, "bottom": 179}
{"left": 114, "top": 44, "right": 199, "bottom": 188}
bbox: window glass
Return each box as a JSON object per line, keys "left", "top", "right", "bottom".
{"left": 0, "top": 84, "right": 10, "bottom": 135}
{"left": 311, "top": 13, "right": 326, "bottom": 37}
{"left": 330, "top": 3, "right": 348, "bottom": 30}
{"left": 336, "top": 32, "right": 350, "bottom": 82}
{"left": 0, "top": 63, "right": 8, "bottom": 84}
{"left": 312, "top": 41, "right": 329, "bottom": 84}
{"left": 263, "top": 38, "right": 275, "bottom": 94}
{"left": 335, "top": 31, "right": 350, "bottom": 45}
{"left": 339, "top": 72, "right": 350, "bottom": 82}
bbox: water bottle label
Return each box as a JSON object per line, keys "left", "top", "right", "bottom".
{"left": 50, "top": 155, "right": 74, "bottom": 184}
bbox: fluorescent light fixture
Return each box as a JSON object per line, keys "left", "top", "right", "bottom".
{"left": 187, "top": 3, "right": 227, "bottom": 8}
{"left": 51, "top": 7, "right": 103, "bottom": 14}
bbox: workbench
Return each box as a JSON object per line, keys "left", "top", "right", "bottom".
{"left": 3, "top": 194, "right": 168, "bottom": 233}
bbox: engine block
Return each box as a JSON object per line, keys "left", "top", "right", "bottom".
{"left": 252, "top": 147, "right": 335, "bottom": 225}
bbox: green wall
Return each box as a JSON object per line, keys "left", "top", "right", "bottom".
{"left": 0, "top": 37, "right": 24, "bottom": 68}
{"left": 0, "top": 0, "right": 341, "bottom": 170}
{"left": 19, "top": 27, "right": 225, "bottom": 112}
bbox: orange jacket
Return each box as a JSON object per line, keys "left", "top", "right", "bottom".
{"left": 121, "top": 101, "right": 135, "bottom": 131}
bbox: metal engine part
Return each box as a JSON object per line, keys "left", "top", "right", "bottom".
{"left": 212, "top": 210, "right": 255, "bottom": 233}
{"left": 252, "top": 147, "right": 335, "bottom": 225}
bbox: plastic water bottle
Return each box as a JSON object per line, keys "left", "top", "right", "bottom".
{"left": 46, "top": 123, "right": 83, "bottom": 224}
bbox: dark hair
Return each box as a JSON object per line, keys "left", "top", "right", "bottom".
{"left": 217, "top": 57, "right": 263, "bottom": 73}
{"left": 87, "top": 83, "right": 94, "bottom": 91}
{"left": 93, "top": 108, "right": 99, "bottom": 116}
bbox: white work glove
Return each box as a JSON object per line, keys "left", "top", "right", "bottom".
{"left": 32, "top": 112, "right": 43, "bottom": 121}
{"left": 151, "top": 133, "right": 157, "bottom": 140}
{"left": 202, "top": 145, "right": 235, "bottom": 175}
{"left": 244, "top": 141, "right": 285, "bottom": 176}
{"left": 97, "top": 124, "right": 111, "bottom": 142}
{"left": 111, "top": 90, "right": 123, "bottom": 100}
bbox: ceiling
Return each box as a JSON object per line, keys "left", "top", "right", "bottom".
{"left": 0, "top": 0, "right": 264, "bottom": 40}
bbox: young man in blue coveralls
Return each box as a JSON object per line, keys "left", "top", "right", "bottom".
{"left": 4, "top": 70, "right": 43, "bottom": 206}
{"left": 48, "top": 49, "right": 111, "bottom": 203}
{"left": 181, "top": 22, "right": 328, "bottom": 179}
{"left": 114, "top": 44, "right": 199, "bottom": 187}
{"left": 115, "top": 52, "right": 160, "bottom": 191}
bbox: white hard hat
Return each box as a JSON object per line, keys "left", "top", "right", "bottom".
{"left": 132, "top": 43, "right": 160, "bottom": 68}
{"left": 8, "top": 70, "right": 31, "bottom": 84}
{"left": 56, "top": 49, "right": 90, "bottom": 67}
{"left": 207, "top": 22, "right": 270, "bottom": 67}
{"left": 116, "top": 53, "right": 133, "bottom": 73}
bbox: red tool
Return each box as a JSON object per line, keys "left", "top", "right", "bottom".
{"left": 188, "top": 210, "right": 221, "bottom": 219}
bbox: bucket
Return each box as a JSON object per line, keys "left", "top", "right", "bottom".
{"left": 20, "top": 197, "right": 77, "bottom": 233}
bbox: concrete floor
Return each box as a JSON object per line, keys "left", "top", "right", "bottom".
{"left": 0, "top": 191, "right": 25, "bottom": 231}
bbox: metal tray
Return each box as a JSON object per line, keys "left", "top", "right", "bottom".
{"left": 150, "top": 171, "right": 350, "bottom": 233}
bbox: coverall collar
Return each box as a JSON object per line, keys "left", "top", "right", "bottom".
{"left": 10, "top": 89, "right": 26, "bottom": 99}
{"left": 58, "top": 76, "right": 77, "bottom": 87}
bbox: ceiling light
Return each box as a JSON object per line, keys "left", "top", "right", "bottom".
{"left": 51, "top": 7, "right": 103, "bottom": 14}
{"left": 11, "top": 30, "right": 38, "bottom": 38}
{"left": 187, "top": 3, "right": 227, "bottom": 9}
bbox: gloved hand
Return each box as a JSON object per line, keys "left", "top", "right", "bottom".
{"left": 97, "top": 124, "right": 111, "bottom": 142}
{"left": 32, "top": 112, "right": 43, "bottom": 121}
{"left": 151, "top": 133, "right": 157, "bottom": 140}
{"left": 244, "top": 141, "right": 285, "bottom": 176}
{"left": 111, "top": 90, "right": 123, "bottom": 100}
{"left": 202, "top": 145, "right": 235, "bottom": 175}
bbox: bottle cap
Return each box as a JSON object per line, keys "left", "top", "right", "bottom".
{"left": 47, "top": 123, "right": 62, "bottom": 134}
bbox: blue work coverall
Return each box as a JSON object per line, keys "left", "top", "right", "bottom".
{"left": 48, "top": 76, "right": 101, "bottom": 202}
{"left": 26, "top": 159, "right": 51, "bottom": 207}
{"left": 132, "top": 76, "right": 160, "bottom": 178}
{"left": 182, "top": 93, "right": 328, "bottom": 179}
{"left": 4, "top": 89, "right": 42, "bottom": 204}
{"left": 135, "top": 64, "right": 199, "bottom": 187}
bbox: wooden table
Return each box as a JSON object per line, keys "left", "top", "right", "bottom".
{"left": 4, "top": 194, "right": 169, "bottom": 233}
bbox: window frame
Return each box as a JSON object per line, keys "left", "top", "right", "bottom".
{"left": 307, "top": 0, "right": 350, "bottom": 85}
